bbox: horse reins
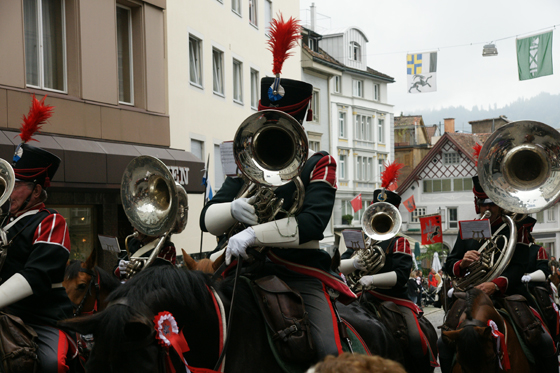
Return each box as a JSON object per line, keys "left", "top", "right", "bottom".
{"left": 73, "top": 267, "right": 100, "bottom": 317}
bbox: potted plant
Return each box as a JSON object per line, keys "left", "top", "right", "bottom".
{"left": 342, "top": 214, "right": 353, "bottom": 225}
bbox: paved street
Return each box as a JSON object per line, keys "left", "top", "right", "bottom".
{"left": 422, "top": 305, "right": 445, "bottom": 373}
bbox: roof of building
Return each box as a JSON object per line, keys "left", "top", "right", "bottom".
{"left": 322, "top": 27, "right": 369, "bottom": 42}
{"left": 468, "top": 116, "right": 510, "bottom": 124}
{"left": 394, "top": 115, "right": 425, "bottom": 127}
{"left": 425, "top": 125, "right": 438, "bottom": 139}
{"left": 396, "top": 132, "right": 492, "bottom": 194}
{"left": 302, "top": 44, "right": 344, "bottom": 68}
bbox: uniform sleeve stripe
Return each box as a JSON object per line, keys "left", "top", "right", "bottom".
{"left": 393, "top": 237, "right": 411, "bottom": 255}
{"left": 538, "top": 247, "right": 549, "bottom": 260}
{"left": 310, "top": 155, "right": 337, "bottom": 189}
{"left": 34, "top": 213, "right": 71, "bottom": 252}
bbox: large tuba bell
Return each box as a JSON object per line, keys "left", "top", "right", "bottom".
{"left": 346, "top": 201, "right": 402, "bottom": 290}
{"left": 120, "top": 155, "right": 188, "bottom": 277}
{"left": 0, "top": 159, "right": 15, "bottom": 273}
{"left": 453, "top": 120, "right": 560, "bottom": 291}
{"left": 231, "top": 110, "right": 308, "bottom": 229}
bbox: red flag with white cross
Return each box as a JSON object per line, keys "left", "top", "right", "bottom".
{"left": 350, "top": 194, "right": 362, "bottom": 213}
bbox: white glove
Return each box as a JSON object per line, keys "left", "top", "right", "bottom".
{"left": 447, "top": 288, "right": 454, "bottom": 298}
{"left": 358, "top": 275, "right": 375, "bottom": 288}
{"left": 231, "top": 196, "right": 258, "bottom": 226}
{"left": 521, "top": 274, "right": 532, "bottom": 283}
{"left": 353, "top": 256, "right": 367, "bottom": 271}
{"left": 226, "top": 227, "right": 256, "bottom": 265}
{"left": 118, "top": 260, "right": 129, "bottom": 273}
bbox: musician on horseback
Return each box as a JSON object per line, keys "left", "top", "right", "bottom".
{"left": 439, "top": 175, "right": 558, "bottom": 373}
{"left": 0, "top": 97, "right": 75, "bottom": 373}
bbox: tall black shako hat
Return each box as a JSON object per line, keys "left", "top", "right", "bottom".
{"left": 258, "top": 14, "right": 313, "bottom": 124}
{"left": 374, "top": 161, "right": 404, "bottom": 209}
{"left": 12, "top": 95, "right": 60, "bottom": 189}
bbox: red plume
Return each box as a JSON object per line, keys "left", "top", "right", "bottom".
{"left": 472, "top": 143, "right": 482, "bottom": 166}
{"left": 19, "top": 95, "right": 53, "bottom": 143}
{"left": 267, "top": 14, "right": 301, "bottom": 75}
{"left": 381, "top": 161, "right": 404, "bottom": 190}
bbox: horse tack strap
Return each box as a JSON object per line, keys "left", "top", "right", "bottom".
{"left": 487, "top": 320, "right": 511, "bottom": 371}
{"left": 206, "top": 285, "right": 226, "bottom": 372}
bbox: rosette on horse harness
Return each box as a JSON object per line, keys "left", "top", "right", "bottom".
{"left": 453, "top": 120, "right": 560, "bottom": 291}
{"left": 121, "top": 155, "right": 189, "bottom": 278}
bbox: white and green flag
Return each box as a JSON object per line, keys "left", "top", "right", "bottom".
{"left": 517, "top": 31, "right": 553, "bottom": 81}
{"left": 407, "top": 52, "right": 437, "bottom": 93}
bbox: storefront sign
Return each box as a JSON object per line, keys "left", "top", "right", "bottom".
{"left": 168, "top": 166, "right": 189, "bottom": 186}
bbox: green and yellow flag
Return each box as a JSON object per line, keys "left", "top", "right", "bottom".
{"left": 517, "top": 31, "right": 553, "bottom": 81}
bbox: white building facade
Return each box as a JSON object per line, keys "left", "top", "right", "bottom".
{"left": 166, "top": 0, "right": 301, "bottom": 254}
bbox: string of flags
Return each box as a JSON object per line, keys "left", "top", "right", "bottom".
{"left": 407, "top": 29, "right": 554, "bottom": 94}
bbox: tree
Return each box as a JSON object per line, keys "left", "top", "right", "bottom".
{"left": 417, "top": 243, "right": 448, "bottom": 276}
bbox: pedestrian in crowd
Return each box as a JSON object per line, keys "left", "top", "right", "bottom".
{"left": 309, "top": 352, "right": 406, "bottom": 373}
{"left": 407, "top": 269, "right": 419, "bottom": 304}
{"left": 428, "top": 268, "right": 438, "bottom": 293}
{"left": 416, "top": 270, "right": 423, "bottom": 309}
{"left": 549, "top": 255, "right": 560, "bottom": 275}
{"left": 436, "top": 269, "right": 443, "bottom": 286}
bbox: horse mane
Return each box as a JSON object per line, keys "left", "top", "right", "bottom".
{"left": 464, "top": 287, "right": 484, "bottom": 320}
{"left": 457, "top": 326, "right": 488, "bottom": 369}
{"left": 64, "top": 260, "right": 82, "bottom": 280}
{"left": 95, "top": 265, "right": 121, "bottom": 293}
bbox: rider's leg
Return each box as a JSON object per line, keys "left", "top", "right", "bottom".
{"left": 437, "top": 336, "right": 454, "bottom": 373}
{"left": 279, "top": 272, "right": 342, "bottom": 360}
{"left": 30, "top": 324, "right": 75, "bottom": 373}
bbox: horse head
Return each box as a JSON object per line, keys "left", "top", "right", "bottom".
{"left": 442, "top": 288, "right": 503, "bottom": 373}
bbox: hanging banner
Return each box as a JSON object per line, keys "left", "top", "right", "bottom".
{"left": 420, "top": 214, "right": 442, "bottom": 244}
{"left": 517, "top": 31, "right": 553, "bottom": 81}
{"left": 350, "top": 194, "right": 363, "bottom": 213}
{"left": 407, "top": 51, "right": 437, "bottom": 93}
{"left": 403, "top": 195, "right": 416, "bottom": 213}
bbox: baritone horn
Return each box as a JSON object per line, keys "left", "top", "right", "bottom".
{"left": 121, "top": 155, "right": 188, "bottom": 277}
{"left": 454, "top": 120, "right": 560, "bottom": 291}
{"left": 0, "top": 159, "right": 15, "bottom": 273}
{"left": 346, "top": 201, "right": 402, "bottom": 290}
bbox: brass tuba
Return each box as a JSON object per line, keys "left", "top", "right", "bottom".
{"left": 453, "top": 120, "right": 560, "bottom": 291}
{"left": 231, "top": 110, "right": 308, "bottom": 230}
{"left": 0, "top": 159, "right": 15, "bottom": 273}
{"left": 121, "top": 155, "right": 188, "bottom": 277}
{"left": 346, "top": 201, "right": 402, "bottom": 290}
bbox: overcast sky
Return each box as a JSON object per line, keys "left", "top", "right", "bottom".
{"left": 298, "top": 0, "right": 560, "bottom": 116}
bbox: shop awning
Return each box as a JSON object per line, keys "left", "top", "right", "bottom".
{"left": 0, "top": 130, "right": 205, "bottom": 193}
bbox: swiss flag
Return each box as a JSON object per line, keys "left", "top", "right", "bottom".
{"left": 403, "top": 195, "right": 416, "bottom": 213}
{"left": 350, "top": 194, "right": 362, "bottom": 213}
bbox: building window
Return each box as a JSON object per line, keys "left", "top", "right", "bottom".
{"left": 355, "top": 114, "right": 373, "bottom": 141}
{"left": 339, "top": 155, "right": 346, "bottom": 179}
{"left": 334, "top": 76, "right": 340, "bottom": 93}
{"left": 349, "top": 41, "right": 361, "bottom": 62}
{"left": 24, "top": 0, "right": 67, "bottom": 92}
{"left": 378, "top": 119, "right": 385, "bottom": 143}
{"left": 212, "top": 48, "right": 224, "bottom": 95}
{"left": 378, "top": 159, "right": 384, "bottom": 179}
{"left": 448, "top": 207, "right": 458, "bottom": 228}
{"left": 536, "top": 210, "right": 545, "bottom": 223}
{"left": 249, "top": 0, "right": 257, "bottom": 27}
{"left": 232, "top": 0, "right": 241, "bottom": 15}
{"left": 309, "top": 140, "right": 320, "bottom": 153}
{"left": 191, "top": 139, "right": 204, "bottom": 160}
{"left": 264, "top": 0, "right": 272, "bottom": 31}
{"left": 116, "top": 5, "right": 133, "bottom": 104}
{"left": 189, "top": 35, "right": 202, "bottom": 87}
{"left": 55, "top": 206, "right": 96, "bottom": 262}
{"left": 233, "top": 59, "right": 243, "bottom": 103}
{"left": 374, "top": 84, "right": 379, "bottom": 101}
{"left": 353, "top": 79, "right": 363, "bottom": 97}
{"left": 443, "top": 152, "right": 461, "bottom": 165}
{"left": 356, "top": 156, "right": 362, "bottom": 180}
{"left": 311, "top": 90, "right": 319, "bottom": 122}
{"left": 423, "top": 178, "right": 474, "bottom": 194}
{"left": 548, "top": 206, "right": 557, "bottom": 222}
{"left": 250, "top": 69, "right": 259, "bottom": 109}
{"left": 411, "top": 207, "right": 427, "bottom": 223}
{"left": 339, "top": 112, "right": 346, "bottom": 138}
{"left": 214, "top": 144, "right": 224, "bottom": 190}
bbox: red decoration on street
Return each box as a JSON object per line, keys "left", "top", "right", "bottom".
{"left": 420, "top": 215, "right": 442, "bottom": 245}
{"left": 350, "top": 194, "right": 362, "bottom": 213}
{"left": 381, "top": 161, "right": 403, "bottom": 190}
{"left": 18, "top": 95, "right": 53, "bottom": 144}
{"left": 403, "top": 195, "right": 416, "bottom": 213}
{"left": 267, "top": 14, "right": 301, "bottom": 75}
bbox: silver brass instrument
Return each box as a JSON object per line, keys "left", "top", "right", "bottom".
{"left": 346, "top": 201, "right": 402, "bottom": 290}
{"left": 230, "top": 110, "right": 308, "bottom": 233}
{"left": 0, "top": 159, "right": 15, "bottom": 273}
{"left": 121, "top": 155, "right": 188, "bottom": 277}
{"left": 453, "top": 120, "right": 560, "bottom": 291}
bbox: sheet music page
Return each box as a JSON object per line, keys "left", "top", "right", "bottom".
{"left": 220, "top": 141, "right": 238, "bottom": 177}
{"left": 342, "top": 230, "right": 366, "bottom": 250}
{"left": 98, "top": 235, "right": 121, "bottom": 254}
{"left": 459, "top": 219, "right": 492, "bottom": 240}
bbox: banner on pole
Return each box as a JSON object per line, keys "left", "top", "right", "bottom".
{"left": 407, "top": 51, "right": 437, "bottom": 93}
{"left": 517, "top": 31, "right": 553, "bottom": 81}
{"left": 403, "top": 195, "right": 416, "bottom": 213}
{"left": 420, "top": 214, "right": 442, "bottom": 244}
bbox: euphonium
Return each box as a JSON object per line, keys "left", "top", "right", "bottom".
{"left": 346, "top": 201, "right": 402, "bottom": 290}
{"left": 227, "top": 110, "right": 309, "bottom": 236}
{"left": 453, "top": 120, "right": 560, "bottom": 291}
{"left": 121, "top": 155, "right": 188, "bottom": 277}
{"left": 0, "top": 159, "right": 15, "bottom": 273}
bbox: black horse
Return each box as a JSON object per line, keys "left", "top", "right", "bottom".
{"left": 60, "top": 265, "right": 403, "bottom": 373}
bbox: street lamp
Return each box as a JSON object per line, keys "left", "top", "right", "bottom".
{"left": 482, "top": 43, "right": 498, "bottom": 57}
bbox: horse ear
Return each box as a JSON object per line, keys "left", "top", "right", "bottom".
{"left": 442, "top": 329, "right": 461, "bottom": 344}
{"left": 182, "top": 249, "right": 198, "bottom": 271}
{"left": 58, "top": 313, "right": 102, "bottom": 335}
{"left": 84, "top": 248, "right": 97, "bottom": 269}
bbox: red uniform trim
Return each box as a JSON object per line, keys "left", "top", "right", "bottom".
{"left": 322, "top": 282, "right": 344, "bottom": 355}
{"left": 34, "top": 212, "right": 70, "bottom": 253}
{"left": 538, "top": 246, "right": 549, "bottom": 261}
{"left": 530, "top": 307, "right": 557, "bottom": 354}
{"left": 57, "top": 329, "right": 70, "bottom": 373}
{"left": 393, "top": 237, "right": 411, "bottom": 255}
{"left": 453, "top": 261, "right": 464, "bottom": 277}
{"left": 310, "top": 155, "right": 337, "bottom": 189}
{"left": 492, "top": 277, "right": 508, "bottom": 295}
{"left": 342, "top": 319, "right": 371, "bottom": 355}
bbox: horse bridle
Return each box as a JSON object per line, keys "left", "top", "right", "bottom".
{"left": 73, "top": 267, "right": 100, "bottom": 317}
{"left": 458, "top": 318, "right": 501, "bottom": 369}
